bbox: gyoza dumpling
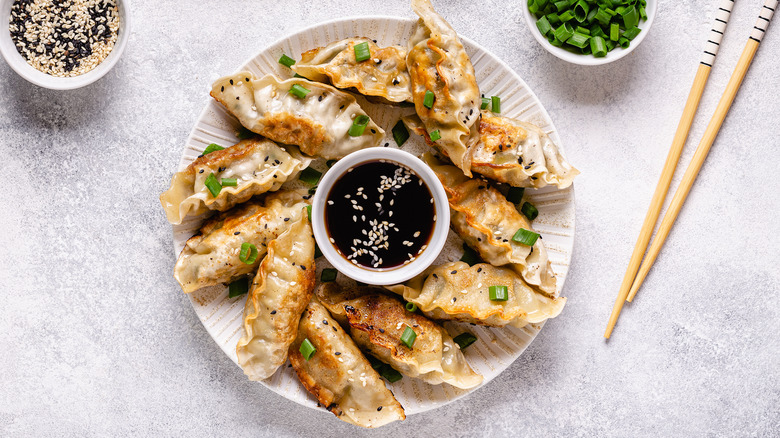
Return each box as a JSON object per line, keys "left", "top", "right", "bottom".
{"left": 173, "top": 190, "right": 309, "bottom": 293}
{"left": 236, "top": 213, "right": 316, "bottom": 381}
{"left": 316, "top": 283, "right": 483, "bottom": 389}
{"left": 211, "top": 73, "right": 384, "bottom": 159}
{"left": 423, "top": 154, "right": 557, "bottom": 296}
{"left": 407, "top": 0, "right": 480, "bottom": 175}
{"left": 160, "top": 137, "right": 311, "bottom": 225}
{"left": 387, "top": 261, "right": 566, "bottom": 328}
{"left": 289, "top": 299, "right": 405, "bottom": 428}
{"left": 469, "top": 111, "right": 578, "bottom": 188}
{"left": 403, "top": 112, "right": 579, "bottom": 189}
{"left": 292, "top": 38, "right": 412, "bottom": 104}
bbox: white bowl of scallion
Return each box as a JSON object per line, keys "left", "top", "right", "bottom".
{"left": 522, "top": 0, "right": 657, "bottom": 66}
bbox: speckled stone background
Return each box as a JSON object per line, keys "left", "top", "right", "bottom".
{"left": 1, "top": 0, "right": 778, "bottom": 436}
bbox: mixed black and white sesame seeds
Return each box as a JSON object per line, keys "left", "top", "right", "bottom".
{"left": 324, "top": 160, "right": 435, "bottom": 270}
{"left": 9, "top": 0, "right": 120, "bottom": 77}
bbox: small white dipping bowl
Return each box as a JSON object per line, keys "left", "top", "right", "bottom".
{"left": 0, "top": 0, "right": 130, "bottom": 89}
{"left": 312, "top": 148, "right": 450, "bottom": 286}
{"left": 521, "top": 0, "right": 657, "bottom": 66}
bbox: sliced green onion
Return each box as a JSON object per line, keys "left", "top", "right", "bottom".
{"left": 623, "top": 26, "right": 641, "bottom": 41}
{"left": 459, "top": 243, "right": 482, "bottom": 266}
{"left": 573, "top": 0, "right": 589, "bottom": 22}
{"left": 491, "top": 95, "right": 501, "bottom": 113}
{"left": 429, "top": 130, "right": 441, "bottom": 142}
{"left": 610, "top": 22, "right": 620, "bottom": 41}
{"left": 348, "top": 115, "right": 370, "bottom": 137}
{"left": 202, "top": 143, "right": 224, "bottom": 156}
{"left": 606, "top": 39, "right": 617, "bottom": 52}
{"left": 354, "top": 41, "right": 371, "bottom": 62}
{"left": 321, "top": 268, "right": 337, "bottom": 283}
{"left": 489, "top": 285, "right": 509, "bottom": 301}
{"left": 221, "top": 178, "right": 237, "bottom": 187}
{"left": 521, "top": 202, "right": 539, "bottom": 221}
{"left": 536, "top": 16, "right": 553, "bottom": 37}
{"left": 591, "top": 35, "right": 608, "bottom": 58}
{"left": 204, "top": 173, "right": 222, "bottom": 197}
{"left": 618, "top": 36, "right": 630, "bottom": 49}
{"left": 236, "top": 127, "right": 254, "bottom": 140}
{"left": 299, "top": 167, "right": 322, "bottom": 186}
{"left": 228, "top": 277, "right": 249, "bottom": 298}
{"left": 400, "top": 326, "right": 417, "bottom": 348}
{"left": 423, "top": 90, "right": 435, "bottom": 109}
{"left": 558, "top": 10, "right": 574, "bottom": 21}
{"left": 289, "top": 84, "right": 311, "bottom": 99}
{"left": 575, "top": 25, "right": 590, "bottom": 35}
{"left": 278, "top": 54, "right": 296, "bottom": 68}
{"left": 306, "top": 204, "right": 312, "bottom": 222}
{"left": 512, "top": 228, "right": 540, "bottom": 246}
{"left": 590, "top": 24, "right": 606, "bottom": 38}
{"left": 639, "top": 6, "right": 647, "bottom": 21}
{"left": 622, "top": 5, "right": 639, "bottom": 29}
{"left": 392, "top": 120, "right": 410, "bottom": 146}
{"left": 554, "top": 22, "right": 574, "bottom": 43}
{"left": 405, "top": 302, "right": 418, "bottom": 312}
{"left": 453, "top": 332, "right": 478, "bottom": 350}
{"left": 568, "top": 32, "right": 590, "bottom": 49}
{"left": 593, "top": 8, "right": 612, "bottom": 26}
{"left": 480, "top": 97, "right": 490, "bottom": 110}
{"left": 553, "top": 0, "right": 569, "bottom": 12}
{"left": 314, "top": 243, "right": 322, "bottom": 259}
{"left": 368, "top": 355, "right": 403, "bottom": 383}
{"left": 506, "top": 186, "right": 525, "bottom": 204}
{"left": 239, "top": 242, "right": 259, "bottom": 264}
{"left": 547, "top": 12, "right": 561, "bottom": 25}
{"left": 299, "top": 338, "right": 316, "bottom": 361}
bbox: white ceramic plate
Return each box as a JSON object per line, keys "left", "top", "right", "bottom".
{"left": 172, "top": 16, "right": 576, "bottom": 417}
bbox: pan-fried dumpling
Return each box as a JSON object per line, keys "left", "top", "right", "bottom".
{"left": 173, "top": 190, "right": 309, "bottom": 293}
{"left": 470, "top": 111, "right": 578, "bottom": 188}
{"left": 316, "top": 283, "right": 483, "bottom": 389}
{"left": 236, "top": 213, "right": 316, "bottom": 381}
{"left": 289, "top": 299, "right": 405, "bottom": 428}
{"left": 211, "top": 72, "right": 384, "bottom": 159}
{"left": 387, "top": 261, "right": 566, "bottom": 328}
{"left": 407, "top": 0, "right": 480, "bottom": 175}
{"left": 160, "top": 137, "right": 311, "bottom": 225}
{"left": 403, "top": 112, "right": 579, "bottom": 189}
{"left": 423, "top": 154, "right": 557, "bottom": 296}
{"left": 292, "top": 38, "right": 412, "bottom": 104}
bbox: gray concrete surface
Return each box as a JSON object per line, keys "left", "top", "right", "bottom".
{"left": 1, "top": 0, "right": 778, "bottom": 436}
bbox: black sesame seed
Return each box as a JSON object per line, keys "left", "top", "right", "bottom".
{"left": 377, "top": 406, "right": 383, "bottom": 411}
{"left": 199, "top": 169, "right": 204, "bottom": 174}
{"left": 477, "top": 267, "right": 482, "bottom": 273}
{"left": 221, "top": 86, "right": 224, "bottom": 92}
{"left": 270, "top": 310, "right": 276, "bottom": 314}
{"left": 230, "top": 79, "right": 234, "bottom": 85}
{"left": 234, "top": 231, "right": 241, "bottom": 235}
{"left": 322, "top": 320, "right": 328, "bottom": 325}
{"left": 451, "top": 270, "right": 457, "bottom": 274}
{"left": 284, "top": 217, "right": 290, "bottom": 222}
{"left": 318, "top": 95, "right": 323, "bottom": 102}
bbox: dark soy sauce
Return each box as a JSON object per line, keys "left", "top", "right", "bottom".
{"left": 325, "top": 160, "right": 436, "bottom": 270}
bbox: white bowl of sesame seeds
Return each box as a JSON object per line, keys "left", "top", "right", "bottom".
{"left": 312, "top": 147, "right": 451, "bottom": 286}
{"left": 0, "top": 0, "right": 130, "bottom": 90}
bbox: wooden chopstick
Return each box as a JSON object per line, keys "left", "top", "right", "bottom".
{"left": 626, "top": 0, "right": 778, "bottom": 302}
{"left": 604, "top": 0, "right": 736, "bottom": 339}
